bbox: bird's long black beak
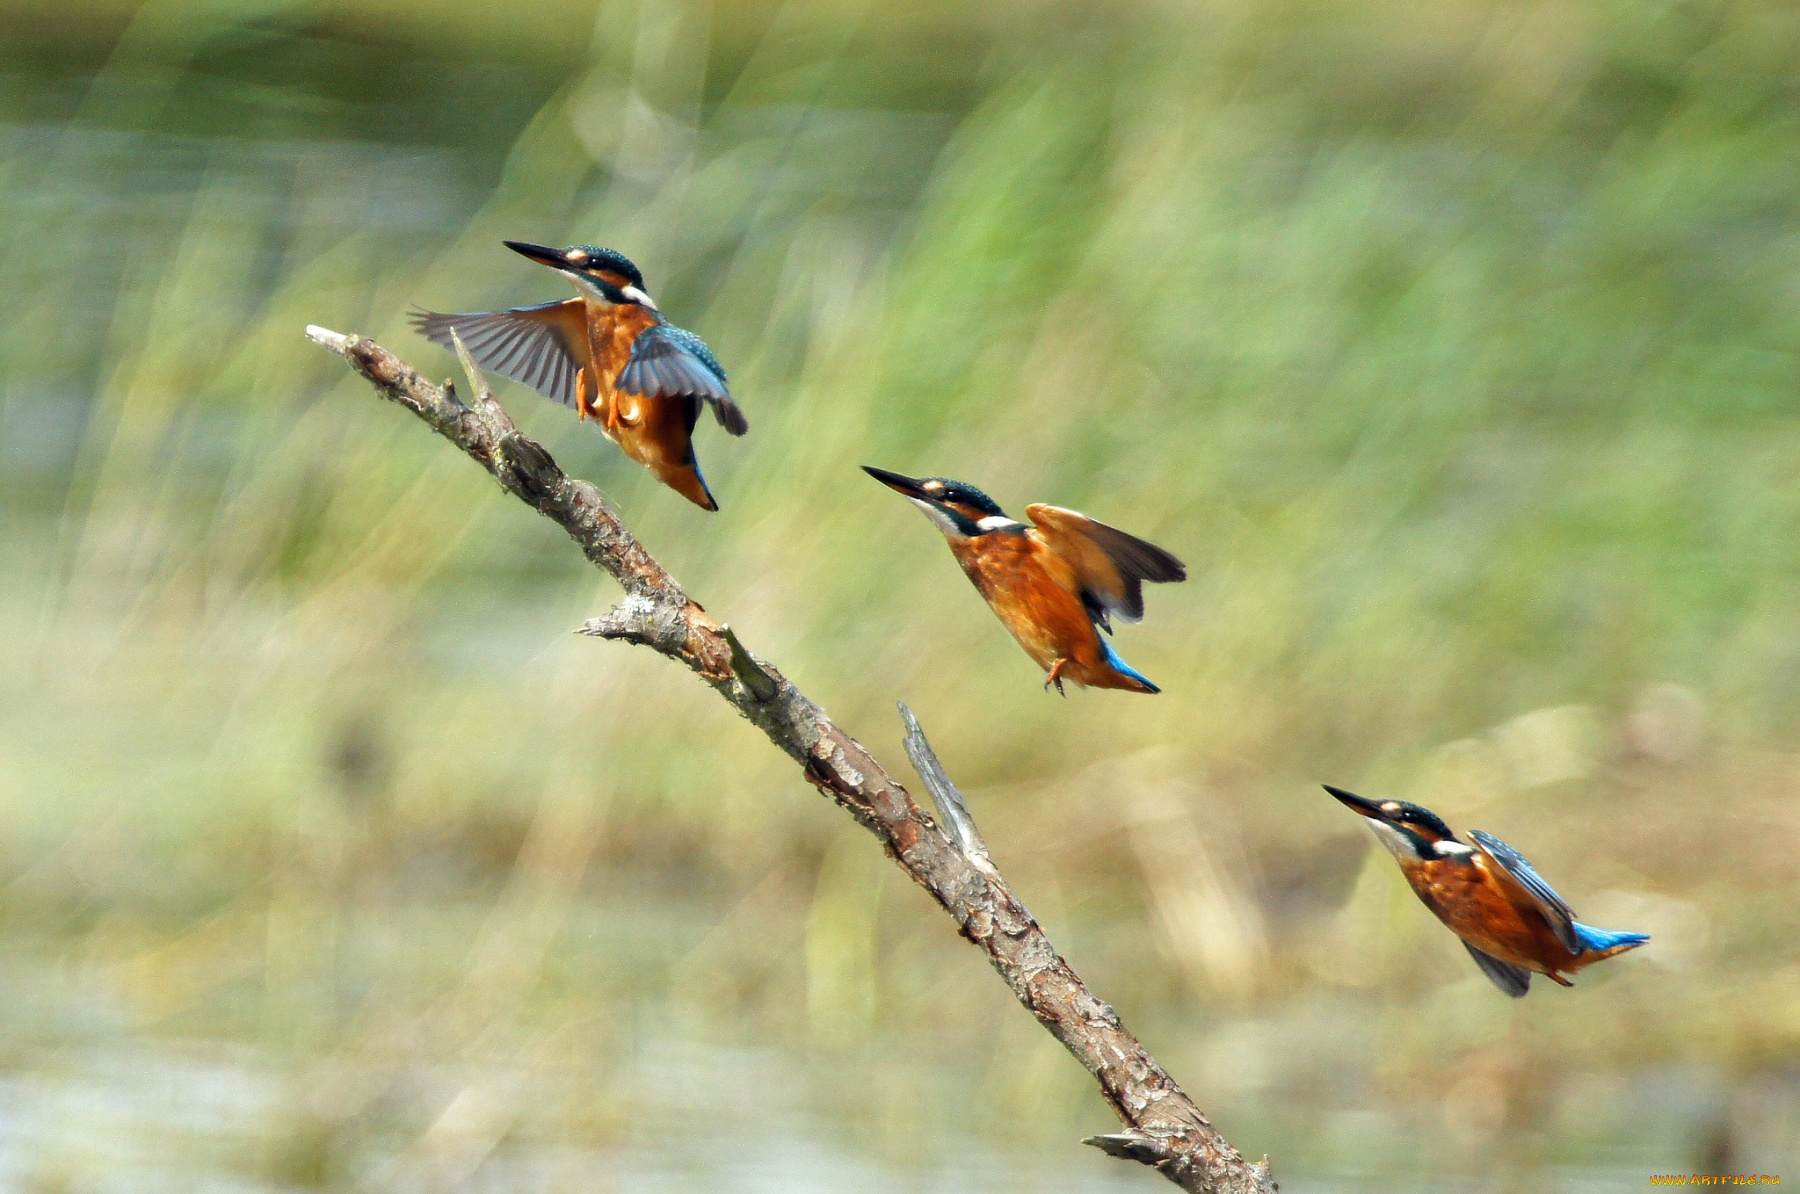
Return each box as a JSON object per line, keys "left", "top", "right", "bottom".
{"left": 504, "top": 240, "right": 568, "bottom": 269}
{"left": 1324, "top": 785, "right": 1390, "bottom": 821}
{"left": 862, "top": 465, "right": 930, "bottom": 501}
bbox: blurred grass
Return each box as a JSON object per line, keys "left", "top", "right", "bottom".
{"left": 2, "top": 0, "right": 1800, "bottom": 1188}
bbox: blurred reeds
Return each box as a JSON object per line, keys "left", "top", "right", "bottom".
{"left": 2, "top": 0, "right": 1799, "bottom": 1188}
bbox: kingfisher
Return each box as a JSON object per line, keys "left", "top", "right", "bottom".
{"left": 863, "top": 467, "right": 1185, "bottom": 694}
{"left": 1325, "top": 785, "right": 1648, "bottom": 996}
{"left": 412, "top": 241, "right": 746, "bottom": 511}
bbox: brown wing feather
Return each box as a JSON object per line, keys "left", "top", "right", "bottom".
{"left": 411, "top": 299, "right": 590, "bottom": 410}
{"left": 1025, "top": 504, "right": 1186, "bottom": 629}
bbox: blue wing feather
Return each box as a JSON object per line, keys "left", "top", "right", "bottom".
{"left": 618, "top": 323, "right": 747, "bottom": 436}
{"left": 659, "top": 325, "right": 727, "bottom": 383}
{"left": 1469, "top": 829, "right": 1580, "bottom": 955}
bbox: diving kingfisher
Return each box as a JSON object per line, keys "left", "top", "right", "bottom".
{"left": 1325, "top": 785, "right": 1648, "bottom": 996}
{"left": 412, "top": 241, "right": 746, "bottom": 511}
{"left": 863, "top": 467, "right": 1186, "bottom": 694}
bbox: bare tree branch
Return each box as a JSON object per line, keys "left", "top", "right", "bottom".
{"left": 305, "top": 325, "right": 1277, "bottom": 1193}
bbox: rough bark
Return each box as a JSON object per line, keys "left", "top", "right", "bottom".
{"left": 305, "top": 324, "right": 1277, "bottom": 1193}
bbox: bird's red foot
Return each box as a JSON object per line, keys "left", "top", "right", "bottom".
{"left": 1044, "top": 658, "right": 1069, "bottom": 696}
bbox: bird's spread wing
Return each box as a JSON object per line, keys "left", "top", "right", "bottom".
{"left": 1462, "top": 941, "right": 1532, "bottom": 997}
{"left": 1025, "top": 505, "right": 1186, "bottom": 632}
{"left": 411, "top": 300, "right": 588, "bottom": 410}
{"left": 618, "top": 323, "right": 747, "bottom": 436}
{"left": 1469, "top": 830, "right": 1581, "bottom": 955}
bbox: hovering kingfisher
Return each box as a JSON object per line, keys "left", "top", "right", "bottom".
{"left": 412, "top": 241, "right": 746, "bottom": 511}
{"left": 1325, "top": 785, "right": 1648, "bottom": 996}
{"left": 863, "top": 467, "right": 1185, "bottom": 694}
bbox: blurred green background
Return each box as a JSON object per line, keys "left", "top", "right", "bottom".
{"left": 2, "top": 0, "right": 1798, "bottom": 1188}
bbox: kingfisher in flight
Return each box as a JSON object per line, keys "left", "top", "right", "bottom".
{"left": 1325, "top": 785, "right": 1648, "bottom": 996}
{"left": 412, "top": 241, "right": 746, "bottom": 511}
{"left": 863, "top": 467, "right": 1185, "bottom": 694}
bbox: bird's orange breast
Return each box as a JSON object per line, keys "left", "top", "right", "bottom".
{"left": 581, "top": 301, "right": 661, "bottom": 429}
{"left": 1403, "top": 855, "right": 1582, "bottom": 976}
{"left": 572, "top": 301, "right": 714, "bottom": 506}
{"left": 950, "top": 533, "right": 1123, "bottom": 684}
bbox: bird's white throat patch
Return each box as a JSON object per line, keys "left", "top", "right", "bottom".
{"left": 565, "top": 272, "right": 656, "bottom": 310}
{"left": 1366, "top": 819, "right": 1420, "bottom": 861}
{"left": 566, "top": 271, "right": 607, "bottom": 302}
{"left": 909, "top": 498, "right": 966, "bottom": 539}
{"left": 975, "top": 515, "right": 1021, "bottom": 531}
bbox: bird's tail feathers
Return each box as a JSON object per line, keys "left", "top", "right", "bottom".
{"left": 1099, "top": 640, "right": 1159, "bottom": 694}
{"left": 1573, "top": 923, "right": 1650, "bottom": 958}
